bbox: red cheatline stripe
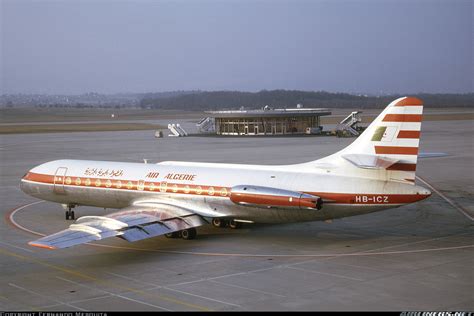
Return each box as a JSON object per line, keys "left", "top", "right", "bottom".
{"left": 23, "top": 172, "right": 431, "bottom": 205}
{"left": 23, "top": 172, "right": 230, "bottom": 197}
{"left": 375, "top": 146, "right": 419, "bottom": 155}
{"left": 383, "top": 114, "right": 422, "bottom": 122}
{"left": 387, "top": 163, "right": 417, "bottom": 171}
{"left": 397, "top": 130, "right": 420, "bottom": 139}
{"left": 394, "top": 97, "right": 423, "bottom": 106}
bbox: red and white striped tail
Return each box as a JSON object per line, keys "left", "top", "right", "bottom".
{"left": 338, "top": 96, "right": 423, "bottom": 184}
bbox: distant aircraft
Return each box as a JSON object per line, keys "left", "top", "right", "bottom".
{"left": 21, "top": 97, "right": 431, "bottom": 249}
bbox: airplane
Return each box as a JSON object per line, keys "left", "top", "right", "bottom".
{"left": 20, "top": 96, "right": 431, "bottom": 249}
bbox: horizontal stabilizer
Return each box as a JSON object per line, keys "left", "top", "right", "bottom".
{"left": 418, "top": 152, "right": 448, "bottom": 159}
{"left": 342, "top": 154, "right": 399, "bottom": 169}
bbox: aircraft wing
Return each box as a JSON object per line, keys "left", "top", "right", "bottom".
{"left": 28, "top": 204, "right": 207, "bottom": 250}
{"left": 418, "top": 152, "right": 448, "bottom": 158}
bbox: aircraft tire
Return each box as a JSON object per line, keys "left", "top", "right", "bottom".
{"left": 181, "top": 228, "right": 197, "bottom": 240}
{"left": 229, "top": 220, "right": 242, "bottom": 229}
{"left": 212, "top": 218, "right": 227, "bottom": 228}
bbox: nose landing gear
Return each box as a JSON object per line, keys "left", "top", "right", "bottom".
{"left": 65, "top": 204, "right": 76, "bottom": 220}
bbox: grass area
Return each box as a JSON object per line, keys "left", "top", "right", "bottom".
{"left": 1, "top": 108, "right": 471, "bottom": 135}
{"left": 0, "top": 108, "right": 204, "bottom": 123}
{"left": 0, "top": 123, "right": 165, "bottom": 134}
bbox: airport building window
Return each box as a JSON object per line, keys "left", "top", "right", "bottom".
{"left": 210, "top": 110, "right": 328, "bottom": 136}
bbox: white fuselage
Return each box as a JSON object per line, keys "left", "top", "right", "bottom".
{"left": 20, "top": 159, "right": 431, "bottom": 223}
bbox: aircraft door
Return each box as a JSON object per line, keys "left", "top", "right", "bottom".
{"left": 53, "top": 167, "right": 68, "bottom": 194}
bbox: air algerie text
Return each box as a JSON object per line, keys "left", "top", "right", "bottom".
{"left": 164, "top": 173, "right": 196, "bottom": 181}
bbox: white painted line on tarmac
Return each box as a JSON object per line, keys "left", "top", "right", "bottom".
{"left": 417, "top": 176, "right": 474, "bottom": 221}
{"left": 209, "top": 279, "right": 286, "bottom": 298}
{"left": 9, "top": 282, "right": 87, "bottom": 311}
{"left": 9, "top": 200, "right": 474, "bottom": 258}
{"left": 37, "top": 295, "right": 113, "bottom": 310}
{"left": 287, "top": 266, "right": 364, "bottom": 281}
{"left": 0, "top": 240, "right": 35, "bottom": 253}
{"left": 106, "top": 272, "right": 157, "bottom": 288}
{"left": 163, "top": 287, "right": 242, "bottom": 308}
{"left": 108, "top": 271, "right": 242, "bottom": 308}
{"left": 7, "top": 200, "right": 46, "bottom": 237}
{"left": 56, "top": 276, "right": 171, "bottom": 311}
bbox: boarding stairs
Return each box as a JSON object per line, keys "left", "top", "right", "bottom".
{"left": 337, "top": 111, "right": 362, "bottom": 136}
{"left": 196, "top": 117, "right": 215, "bottom": 133}
{"left": 168, "top": 123, "right": 188, "bottom": 137}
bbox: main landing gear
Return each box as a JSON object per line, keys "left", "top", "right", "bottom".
{"left": 165, "top": 228, "right": 197, "bottom": 240}
{"left": 212, "top": 218, "right": 243, "bottom": 229}
{"left": 65, "top": 204, "right": 76, "bottom": 220}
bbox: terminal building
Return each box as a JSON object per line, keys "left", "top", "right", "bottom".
{"left": 202, "top": 106, "right": 332, "bottom": 136}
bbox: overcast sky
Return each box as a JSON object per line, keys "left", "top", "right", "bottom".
{"left": 1, "top": 0, "right": 472, "bottom": 95}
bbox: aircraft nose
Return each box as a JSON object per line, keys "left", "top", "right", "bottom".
{"left": 20, "top": 171, "right": 32, "bottom": 194}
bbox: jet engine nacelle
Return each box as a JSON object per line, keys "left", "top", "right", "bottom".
{"left": 230, "top": 185, "right": 323, "bottom": 210}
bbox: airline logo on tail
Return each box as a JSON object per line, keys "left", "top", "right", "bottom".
{"left": 371, "top": 97, "right": 423, "bottom": 181}
{"left": 332, "top": 96, "right": 424, "bottom": 184}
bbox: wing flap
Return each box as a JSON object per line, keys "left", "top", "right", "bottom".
{"left": 120, "top": 214, "right": 206, "bottom": 242}
{"left": 29, "top": 204, "right": 205, "bottom": 249}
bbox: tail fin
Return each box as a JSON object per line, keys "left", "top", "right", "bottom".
{"left": 320, "top": 97, "right": 424, "bottom": 184}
